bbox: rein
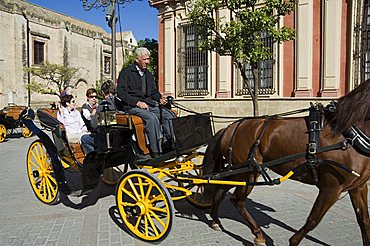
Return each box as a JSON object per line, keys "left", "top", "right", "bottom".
{"left": 170, "top": 101, "right": 310, "bottom": 120}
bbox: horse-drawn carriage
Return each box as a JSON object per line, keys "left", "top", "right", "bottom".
{"left": 22, "top": 103, "right": 213, "bottom": 241}
{"left": 21, "top": 80, "right": 370, "bottom": 245}
{"left": 0, "top": 105, "right": 33, "bottom": 142}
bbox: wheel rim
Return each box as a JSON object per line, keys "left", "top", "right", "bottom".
{"left": 101, "top": 165, "right": 125, "bottom": 186}
{"left": 116, "top": 172, "right": 173, "bottom": 241}
{"left": 0, "top": 124, "right": 6, "bottom": 142}
{"left": 27, "top": 141, "right": 59, "bottom": 204}
{"left": 22, "top": 126, "right": 33, "bottom": 138}
{"left": 181, "top": 153, "right": 213, "bottom": 208}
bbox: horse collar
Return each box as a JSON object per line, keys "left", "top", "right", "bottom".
{"left": 343, "top": 126, "right": 370, "bottom": 156}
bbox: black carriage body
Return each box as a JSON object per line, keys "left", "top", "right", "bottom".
{"left": 35, "top": 109, "right": 136, "bottom": 194}
{"left": 172, "top": 113, "right": 213, "bottom": 153}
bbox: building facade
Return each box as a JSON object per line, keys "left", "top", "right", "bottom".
{"left": 151, "top": 0, "right": 368, "bottom": 123}
{"left": 0, "top": 0, "right": 136, "bottom": 108}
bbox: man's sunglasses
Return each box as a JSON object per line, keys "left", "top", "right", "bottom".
{"left": 89, "top": 95, "right": 97, "bottom": 98}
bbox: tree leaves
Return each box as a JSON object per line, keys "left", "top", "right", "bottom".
{"left": 25, "top": 62, "right": 80, "bottom": 99}
{"left": 188, "top": 0, "right": 296, "bottom": 116}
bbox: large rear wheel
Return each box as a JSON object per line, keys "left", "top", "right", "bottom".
{"left": 0, "top": 124, "right": 6, "bottom": 142}
{"left": 116, "top": 170, "right": 174, "bottom": 242}
{"left": 179, "top": 153, "right": 213, "bottom": 209}
{"left": 101, "top": 164, "right": 126, "bottom": 186}
{"left": 27, "top": 140, "right": 60, "bottom": 205}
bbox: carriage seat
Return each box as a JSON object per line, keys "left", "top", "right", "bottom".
{"left": 38, "top": 108, "right": 85, "bottom": 164}
{"left": 116, "top": 113, "right": 150, "bottom": 155}
{"left": 6, "top": 106, "right": 27, "bottom": 120}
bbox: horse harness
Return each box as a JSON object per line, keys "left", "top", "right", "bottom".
{"left": 214, "top": 102, "right": 366, "bottom": 186}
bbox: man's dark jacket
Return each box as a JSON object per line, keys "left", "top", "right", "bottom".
{"left": 117, "top": 64, "right": 161, "bottom": 111}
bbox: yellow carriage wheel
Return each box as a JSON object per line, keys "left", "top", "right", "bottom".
{"left": 116, "top": 170, "right": 174, "bottom": 242}
{"left": 180, "top": 153, "right": 213, "bottom": 209}
{"left": 101, "top": 164, "right": 126, "bottom": 186}
{"left": 27, "top": 140, "right": 60, "bottom": 205}
{"left": 22, "top": 126, "right": 33, "bottom": 138}
{"left": 0, "top": 124, "right": 6, "bottom": 142}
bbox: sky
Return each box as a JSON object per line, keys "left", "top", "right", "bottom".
{"left": 26, "top": 0, "right": 159, "bottom": 41}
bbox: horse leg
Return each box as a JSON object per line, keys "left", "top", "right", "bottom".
{"left": 209, "top": 187, "right": 228, "bottom": 231}
{"left": 348, "top": 182, "right": 370, "bottom": 245}
{"left": 289, "top": 186, "right": 341, "bottom": 246}
{"left": 230, "top": 186, "right": 266, "bottom": 246}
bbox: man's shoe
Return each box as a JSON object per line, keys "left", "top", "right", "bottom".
{"left": 152, "top": 152, "right": 160, "bottom": 159}
{"left": 135, "top": 153, "right": 152, "bottom": 162}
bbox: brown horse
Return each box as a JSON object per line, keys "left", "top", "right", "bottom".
{"left": 202, "top": 80, "right": 370, "bottom": 245}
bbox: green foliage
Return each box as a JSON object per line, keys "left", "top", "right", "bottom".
{"left": 25, "top": 62, "right": 82, "bottom": 99}
{"left": 122, "top": 38, "right": 159, "bottom": 81}
{"left": 189, "top": 0, "right": 296, "bottom": 116}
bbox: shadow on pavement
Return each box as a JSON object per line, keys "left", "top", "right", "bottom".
{"left": 173, "top": 193, "right": 330, "bottom": 246}
{"left": 108, "top": 206, "right": 133, "bottom": 236}
{"left": 60, "top": 182, "right": 115, "bottom": 209}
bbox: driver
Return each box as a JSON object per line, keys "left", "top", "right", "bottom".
{"left": 117, "top": 47, "right": 175, "bottom": 158}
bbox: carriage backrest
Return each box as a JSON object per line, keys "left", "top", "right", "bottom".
{"left": 37, "top": 109, "right": 60, "bottom": 131}
{"left": 116, "top": 113, "right": 150, "bottom": 155}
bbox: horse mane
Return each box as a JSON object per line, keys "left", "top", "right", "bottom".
{"left": 329, "top": 79, "right": 370, "bottom": 135}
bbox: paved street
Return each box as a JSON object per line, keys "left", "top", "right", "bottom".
{"left": 0, "top": 134, "right": 368, "bottom": 246}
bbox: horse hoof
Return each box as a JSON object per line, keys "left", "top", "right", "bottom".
{"left": 253, "top": 238, "right": 266, "bottom": 246}
{"left": 211, "top": 222, "right": 222, "bottom": 231}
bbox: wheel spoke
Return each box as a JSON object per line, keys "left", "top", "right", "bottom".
{"left": 47, "top": 174, "right": 57, "bottom": 186}
{"left": 119, "top": 201, "right": 136, "bottom": 207}
{"left": 42, "top": 178, "right": 46, "bottom": 196}
{"left": 150, "top": 206, "right": 167, "bottom": 214}
{"left": 29, "top": 159, "right": 41, "bottom": 169}
{"left": 45, "top": 176, "right": 56, "bottom": 195}
{"left": 128, "top": 179, "right": 141, "bottom": 200}
{"left": 134, "top": 215, "right": 143, "bottom": 229}
{"left": 46, "top": 178, "right": 52, "bottom": 200}
{"left": 149, "top": 194, "right": 165, "bottom": 203}
{"left": 144, "top": 214, "right": 149, "bottom": 237}
{"left": 145, "top": 182, "right": 153, "bottom": 200}
{"left": 31, "top": 150, "right": 41, "bottom": 165}
{"left": 146, "top": 214, "right": 159, "bottom": 236}
{"left": 37, "top": 178, "right": 44, "bottom": 194}
{"left": 149, "top": 210, "right": 165, "bottom": 227}
{"left": 121, "top": 186, "right": 138, "bottom": 202}
{"left": 33, "top": 176, "right": 41, "bottom": 184}
{"left": 138, "top": 177, "right": 145, "bottom": 199}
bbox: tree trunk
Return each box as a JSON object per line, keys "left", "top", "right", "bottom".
{"left": 238, "top": 61, "right": 260, "bottom": 117}
{"left": 251, "top": 63, "right": 260, "bottom": 117}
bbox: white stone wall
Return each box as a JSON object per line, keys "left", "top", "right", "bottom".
{"left": 0, "top": 0, "right": 135, "bottom": 109}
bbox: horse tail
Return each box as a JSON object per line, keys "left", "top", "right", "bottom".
{"left": 201, "top": 128, "right": 226, "bottom": 203}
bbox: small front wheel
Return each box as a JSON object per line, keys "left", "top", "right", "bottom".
{"left": 27, "top": 140, "right": 60, "bottom": 205}
{"left": 116, "top": 170, "right": 174, "bottom": 242}
{"left": 0, "top": 124, "right": 7, "bottom": 142}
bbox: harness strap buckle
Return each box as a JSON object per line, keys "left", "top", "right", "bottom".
{"left": 308, "top": 142, "right": 317, "bottom": 154}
